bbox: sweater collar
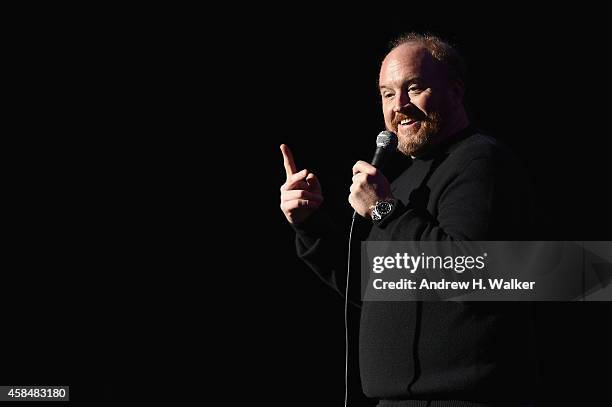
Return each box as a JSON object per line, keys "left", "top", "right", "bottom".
{"left": 412, "top": 124, "right": 476, "bottom": 161}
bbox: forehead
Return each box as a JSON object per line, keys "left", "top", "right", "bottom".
{"left": 379, "top": 43, "right": 442, "bottom": 86}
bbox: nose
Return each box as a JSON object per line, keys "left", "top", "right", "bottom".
{"left": 392, "top": 90, "right": 411, "bottom": 113}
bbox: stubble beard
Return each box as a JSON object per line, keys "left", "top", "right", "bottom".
{"left": 395, "top": 111, "right": 443, "bottom": 157}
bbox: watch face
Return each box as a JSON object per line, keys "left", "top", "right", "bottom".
{"left": 377, "top": 201, "right": 393, "bottom": 215}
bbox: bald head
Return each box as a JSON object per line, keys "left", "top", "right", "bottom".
{"left": 380, "top": 43, "right": 448, "bottom": 91}
{"left": 385, "top": 33, "right": 467, "bottom": 87}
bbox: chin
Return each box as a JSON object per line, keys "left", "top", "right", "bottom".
{"left": 398, "top": 132, "right": 430, "bottom": 157}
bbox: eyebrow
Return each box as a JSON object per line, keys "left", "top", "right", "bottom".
{"left": 378, "top": 77, "right": 423, "bottom": 91}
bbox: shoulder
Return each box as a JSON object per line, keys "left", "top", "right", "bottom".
{"left": 446, "top": 130, "right": 520, "bottom": 170}
{"left": 452, "top": 131, "right": 508, "bottom": 159}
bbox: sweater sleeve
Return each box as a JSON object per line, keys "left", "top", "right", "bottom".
{"left": 375, "top": 157, "right": 497, "bottom": 241}
{"left": 292, "top": 209, "right": 361, "bottom": 307}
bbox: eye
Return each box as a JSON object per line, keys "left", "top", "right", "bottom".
{"left": 408, "top": 86, "right": 423, "bottom": 94}
{"left": 382, "top": 92, "right": 394, "bottom": 99}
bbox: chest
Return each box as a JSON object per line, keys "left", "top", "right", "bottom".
{"left": 390, "top": 157, "right": 454, "bottom": 216}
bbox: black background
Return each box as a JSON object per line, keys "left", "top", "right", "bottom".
{"left": 5, "top": 7, "right": 612, "bottom": 406}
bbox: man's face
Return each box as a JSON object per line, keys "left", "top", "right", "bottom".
{"left": 379, "top": 44, "right": 456, "bottom": 156}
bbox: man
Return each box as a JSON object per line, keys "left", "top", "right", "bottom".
{"left": 280, "top": 33, "right": 537, "bottom": 406}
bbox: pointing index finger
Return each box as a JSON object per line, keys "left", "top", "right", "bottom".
{"left": 280, "top": 144, "right": 297, "bottom": 178}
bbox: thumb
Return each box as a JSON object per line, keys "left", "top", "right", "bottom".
{"left": 306, "top": 173, "right": 322, "bottom": 194}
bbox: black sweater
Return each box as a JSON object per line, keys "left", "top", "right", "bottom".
{"left": 293, "top": 126, "right": 538, "bottom": 406}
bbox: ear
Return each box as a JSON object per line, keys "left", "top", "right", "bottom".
{"left": 448, "top": 79, "right": 465, "bottom": 108}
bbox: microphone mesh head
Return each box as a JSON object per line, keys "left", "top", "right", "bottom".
{"left": 376, "top": 131, "right": 398, "bottom": 149}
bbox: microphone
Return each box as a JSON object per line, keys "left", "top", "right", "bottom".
{"left": 370, "top": 130, "right": 398, "bottom": 168}
{"left": 351, "top": 131, "right": 398, "bottom": 220}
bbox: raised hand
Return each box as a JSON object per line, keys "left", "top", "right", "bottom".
{"left": 279, "top": 144, "right": 323, "bottom": 225}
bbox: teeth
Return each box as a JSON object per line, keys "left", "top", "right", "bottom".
{"left": 400, "top": 119, "right": 411, "bottom": 125}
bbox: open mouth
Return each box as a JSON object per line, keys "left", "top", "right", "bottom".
{"left": 399, "top": 118, "right": 420, "bottom": 127}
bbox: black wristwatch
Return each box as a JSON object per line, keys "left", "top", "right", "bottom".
{"left": 371, "top": 198, "right": 396, "bottom": 221}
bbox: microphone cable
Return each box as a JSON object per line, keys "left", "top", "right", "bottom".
{"left": 345, "top": 211, "right": 358, "bottom": 407}
{"left": 344, "top": 131, "right": 396, "bottom": 406}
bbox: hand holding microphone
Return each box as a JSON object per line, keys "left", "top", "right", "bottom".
{"left": 349, "top": 131, "right": 398, "bottom": 218}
